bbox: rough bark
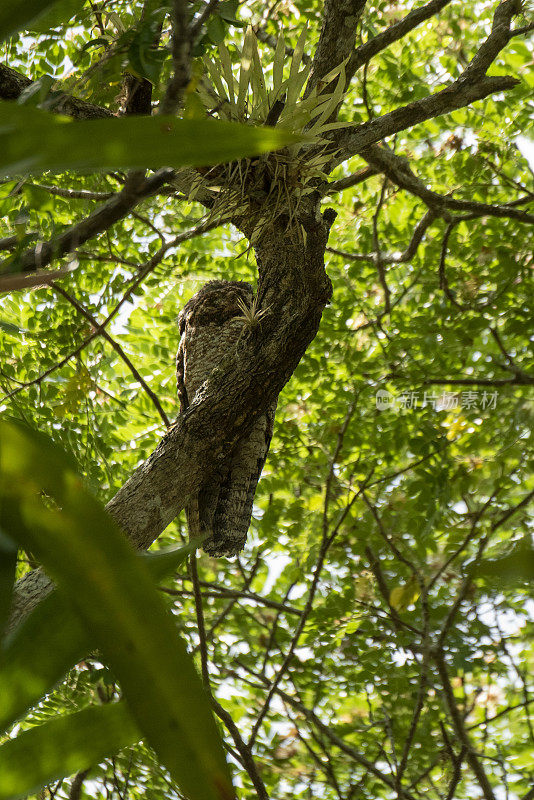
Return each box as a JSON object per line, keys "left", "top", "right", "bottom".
{"left": 6, "top": 0, "right": 523, "bottom": 632}
{"left": 305, "top": 0, "right": 367, "bottom": 95}
{"left": 9, "top": 208, "right": 334, "bottom": 629}
{"left": 0, "top": 64, "right": 112, "bottom": 119}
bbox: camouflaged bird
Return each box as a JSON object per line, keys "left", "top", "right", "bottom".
{"left": 176, "top": 280, "right": 276, "bottom": 557}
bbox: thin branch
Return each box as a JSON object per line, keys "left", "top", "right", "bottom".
{"left": 160, "top": 0, "right": 191, "bottom": 115}
{"left": 31, "top": 184, "right": 115, "bottom": 201}
{"left": 433, "top": 649, "right": 497, "bottom": 800}
{"left": 167, "top": 577, "right": 301, "bottom": 616}
{"left": 51, "top": 282, "right": 171, "bottom": 427}
{"left": 189, "top": 554, "right": 210, "bottom": 690}
{"left": 420, "top": 376, "right": 534, "bottom": 387}
{"left": 347, "top": 0, "right": 454, "bottom": 79}
{"left": 323, "top": 166, "right": 378, "bottom": 194}
{"left": 371, "top": 176, "right": 391, "bottom": 313}
{"left": 3, "top": 169, "right": 174, "bottom": 274}
{"left": 190, "top": 0, "right": 220, "bottom": 40}
{"left": 68, "top": 770, "right": 90, "bottom": 800}
{"left": 211, "top": 698, "right": 270, "bottom": 800}
{"left": 332, "top": 212, "right": 436, "bottom": 276}
{"left": 438, "top": 220, "right": 465, "bottom": 309}
{"left": 365, "top": 547, "right": 419, "bottom": 634}
{"left": 512, "top": 21, "right": 534, "bottom": 36}
{"left": 360, "top": 144, "right": 534, "bottom": 223}
{"left": 491, "top": 488, "right": 534, "bottom": 532}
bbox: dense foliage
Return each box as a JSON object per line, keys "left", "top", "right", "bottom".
{"left": 0, "top": 1, "right": 533, "bottom": 799}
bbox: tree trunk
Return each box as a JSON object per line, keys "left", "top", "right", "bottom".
{"left": 8, "top": 208, "right": 334, "bottom": 630}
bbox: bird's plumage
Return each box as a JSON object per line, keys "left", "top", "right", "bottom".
{"left": 176, "top": 280, "right": 276, "bottom": 556}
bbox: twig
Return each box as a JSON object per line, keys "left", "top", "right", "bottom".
{"left": 52, "top": 282, "right": 171, "bottom": 427}
{"left": 433, "top": 649, "right": 497, "bottom": 800}
{"left": 1, "top": 219, "right": 221, "bottom": 404}
{"left": 160, "top": 0, "right": 191, "bottom": 115}
{"left": 189, "top": 554, "right": 210, "bottom": 690}
{"left": 211, "top": 698, "right": 270, "bottom": 800}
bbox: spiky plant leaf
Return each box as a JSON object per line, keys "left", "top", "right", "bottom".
{"left": 319, "top": 58, "right": 348, "bottom": 87}
{"left": 308, "top": 64, "right": 347, "bottom": 133}
{"left": 287, "top": 26, "right": 308, "bottom": 108}
{"left": 237, "top": 26, "right": 255, "bottom": 119}
{"left": 251, "top": 38, "right": 269, "bottom": 121}
{"left": 291, "top": 61, "right": 312, "bottom": 105}
{"left": 218, "top": 43, "right": 235, "bottom": 107}
{"left": 278, "top": 89, "right": 337, "bottom": 130}
{"left": 204, "top": 56, "right": 228, "bottom": 104}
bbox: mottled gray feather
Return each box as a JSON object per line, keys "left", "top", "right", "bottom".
{"left": 176, "top": 280, "right": 276, "bottom": 557}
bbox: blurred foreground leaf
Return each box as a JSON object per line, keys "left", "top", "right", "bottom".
{"left": 0, "top": 421, "right": 232, "bottom": 800}
{"left": 0, "top": 102, "right": 300, "bottom": 178}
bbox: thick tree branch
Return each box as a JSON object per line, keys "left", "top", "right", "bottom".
{"left": 360, "top": 144, "right": 534, "bottom": 223}
{"left": 305, "top": 0, "right": 367, "bottom": 96}
{"left": 329, "top": 75, "right": 519, "bottom": 167}
{"left": 1, "top": 169, "right": 174, "bottom": 274}
{"left": 9, "top": 211, "right": 334, "bottom": 628}
{"left": 0, "top": 64, "right": 112, "bottom": 119}
{"left": 328, "top": 0, "right": 522, "bottom": 166}
{"left": 347, "top": 0, "right": 453, "bottom": 80}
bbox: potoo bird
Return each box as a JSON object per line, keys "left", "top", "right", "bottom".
{"left": 176, "top": 280, "right": 276, "bottom": 557}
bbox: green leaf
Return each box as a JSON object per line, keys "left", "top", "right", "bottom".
{"left": 29, "top": 0, "right": 87, "bottom": 32}
{"left": 389, "top": 577, "right": 420, "bottom": 612}
{"left": 140, "top": 537, "right": 207, "bottom": 580}
{"left": 0, "top": 421, "right": 233, "bottom": 800}
{"left": 286, "top": 26, "right": 307, "bottom": 108}
{"left": 0, "top": 702, "right": 139, "bottom": 800}
{"left": 272, "top": 34, "right": 285, "bottom": 100}
{"left": 207, "top": 15, "right": 226, "bottom": 45}
{"left": 0, "top": 320, "right": 25, "bottom": 336}
{"left": 0, "top": 0, "right": 85, "bottom": 42}
{"left": 0, "top": 102, "right": 300, "bottom": 178}
{"left": 474, "top": 537, "right": 534, "bottom": 588}
{"left": 218, "top": 43, "right": 236, "bottom": 106}
{"left": 218, "top": 0, "right": 245, "bottom": 27}
{"left": 0, "top": 539, "right": 203, "bottom": 732}
{"left": 0, "top": 590, "right": 90, "bottom": 731}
